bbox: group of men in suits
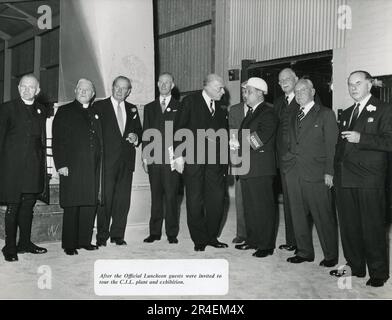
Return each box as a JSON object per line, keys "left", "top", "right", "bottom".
{"left": 228, "top": 68, "right": 392, "bottom": 287}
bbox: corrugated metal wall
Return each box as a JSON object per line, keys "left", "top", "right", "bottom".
{"left": 157, "top": 0, "right": 213, "bottom": 93}
{"left": 229, "top": 0, "right": 347, "bottom": 66}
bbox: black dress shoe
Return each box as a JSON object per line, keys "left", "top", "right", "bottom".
{"left": 278, "top": 244, "right": 297, "bottom": 251}
{"left": 80, "top": 244, "right": 99, "bottom": 250}
{"left": 64, "top": 249, "right": 78, "bottom": 255}
{"left": 232, "top": 237, "right": 245, "bottom": 244}
{"left": 235, "top": 243, "right": 256, "bottom": 250}
{"left": 208, "top": 240, "right": 228, "bottom": 248}
{"left": 18, "top": 244, "right": 47, "bottom": 254}
{"left": 330, "top": 266, "right": 366, "bottom": 278}
{"left": 96, "top": 240, "right": 107, "bottom": 247}
{"left": 3, "top": 252, "right": 18, "bottom": 262}
{"left": 194, "top": 244, "right": 206, "bottom": 252}
{"left": 168, "top": 237, "right": 178, "bottom": 244}
{"left": 319, "top": 259, "right": 338, "bottom": 267}
{"left": 111, "top": 239, "right": 127, "bottom": 245}
{"left": 287, "top": 255, "right": 314, "bottom": 263}
{"left": 252, "top": 249, "right": 274, "bottom": 258}
{"left": 143, "top": 235, "right": 161, "bottom": 243}
{"left": 366, "top": 278, "right": 386, "bottom": 287}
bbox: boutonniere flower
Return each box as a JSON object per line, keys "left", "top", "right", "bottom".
{"left": 126, "top": 133, "right": 137, "bottom": 144}
{"left": 166, "top": 107, "right": 171, "bottom": 112}
{"left": 367, "top": 117, "right": 374, "bottom": 123}
{"left": 366, "top": 104, "right": 376, "bottom": 112}
{"left": 131, "top": 107, "right": 137, "bottom": 113}
{"left": 37, "top": 109, "right": 41, "bottom": 114}
{"left": 95, "top": 114, "right": 99, "bottom": 119}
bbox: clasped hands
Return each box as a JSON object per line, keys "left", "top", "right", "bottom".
{"left": 341, "top": 131, "right": 360, "bottom": 143}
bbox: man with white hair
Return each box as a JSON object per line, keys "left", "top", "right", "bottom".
{"left": 234, "top": 77, "right": 279, "bottom": 258}
{"left": 0, "top": 74, "right": 48, "bottom": 262}
{"left": 174, "top": 73, "right": 229, "bottom": 252}
{"left": 52, "top": 78, "right": 103, "bottom": 255}
{"left": 281, "top": 78, "right": 339, "bottom": 266}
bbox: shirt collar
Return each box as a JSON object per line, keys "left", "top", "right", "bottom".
{"left": 160, "top": 95, "right": 171, "bottom": 105}
{"left": 355, "top": 94, "right": 372, "bottom": 115}
{"left": 111, "top": 96, "right": 125, "bottom": 108}
{"left": 286, "top": 92, "right": 295, "bottom": 104}
{"left": 202, "top": 90, "right": 214, "bottom": 107}
{"left": 21, "top": 98, "right": 34, "bottom": 106}
{"left": 300, "top": 100, "right": 315, "bottom": 116}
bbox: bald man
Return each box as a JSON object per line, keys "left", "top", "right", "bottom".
{"left": 52, "top": 78, "right": 103, "bottom": 255}
{"left": 174, "top": 74, "right": 229, "bottom": 251}
{"left": 0, "top": 74, "right": 48, "bottom": 262}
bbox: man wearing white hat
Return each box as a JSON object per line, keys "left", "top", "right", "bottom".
{"left": 234, "top": 77, "right": 279, "bottom": 258}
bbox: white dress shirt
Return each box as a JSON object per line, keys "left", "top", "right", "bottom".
{"left": 111, "top": 96, "right": 127, "bottom": 132}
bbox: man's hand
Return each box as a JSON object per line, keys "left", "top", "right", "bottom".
{"left": 58, "top": 167, "right": 69, "bottom": 176}
{"left": 324, "top": 174, "right": 333, "bottom": 189}
{"left": 142, "top": 158, "right": 148, "bottom": 173}
{"left": 173, "top": 156, "right": 185, "bottom": 174}
{"left": 341, "top": 131, "right": 360, "bottom": 143}
{"left": 229, "top": 136, "right": 240, "bottom": 150}
{"left": 126, "top": 133, "right": 138, "bottom": 145}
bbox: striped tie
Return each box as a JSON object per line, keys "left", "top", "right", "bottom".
{"left": 297, "top": 107, "right": 305, "bottom": 122}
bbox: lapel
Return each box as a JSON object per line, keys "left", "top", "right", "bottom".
{"left": 198, "top": 92, "right": 213, "bottom": 118}
{"left": 289, "top": 104, "right": 300, "bottom": 141}
{"left": 124, "top": 102, "right": 137, "bottom": 136}
{"left": 105, "top": 98, "right": 123, "bottom": 138}
{"left": 235, "top": 103, "right": 245, "bottom": 122}
{"left": 298, "top": 103, "right": 320, "bottom": 140}
{"left": 241, "top": 101, "right": 264, "bottom": 129}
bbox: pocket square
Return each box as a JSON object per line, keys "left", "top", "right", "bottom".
{"left": 314, "top": 124, "right": 319, "bottom": 128}
{"left": 367, "top": 117, "right": 374, "bottom": 123}
{"left": 133, "top": 114, "right": 137, "bottom": 120}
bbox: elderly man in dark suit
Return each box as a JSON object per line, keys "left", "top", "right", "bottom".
{"left": 233, "top": 77, "right": 278, "bottom": 258}
{"left": 174, "top": 73, "right": 228, "bottom": 252}
{"left": 281, "top": 78, "right": 339, "bottom": 266}
{"left": 274, "top": 68, "right": 299, "bottom": 253}
{"left": 94, "top": 76, "right": 142, "bottom": 246}
{"left": 142, "top": 72, "right": 181, "bottom": 244}
{"left": 330, "top": 70, "right": 392, "bottom": 287}
{"left": 52, "top": 78, "right": 103, "bottom": 255}
{"left": 0, "top": 74, "right": 48, "bottom": 262}
{"left": 228, "top": 81, "right": 248, "bottom": 244}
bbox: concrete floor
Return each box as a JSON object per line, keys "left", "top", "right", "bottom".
{"left": 0, "top": 200, "right": 391, "bottom": 300}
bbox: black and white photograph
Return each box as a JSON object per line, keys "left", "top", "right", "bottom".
{"left": 0, "top": 0, "right": 391, "bottom": 307}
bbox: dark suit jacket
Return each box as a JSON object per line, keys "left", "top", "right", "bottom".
{"left": 281, "top": 103, "right": 338, "bottom": 182}
{"left": 93, "top": 97, "right": 142, "bottom": 172}
{"left": 174, "top": 91, "right": 228, "bottom": 170}
{"left": 239, "top": 101, "right": 278, "bottom": 179}
{"left": 273, "top": 95, "right": 299, "bottom": 162}
{"left": 52, "top": 100, "right": 104, "bottom": 207}
{"left": 142, "top": 97, "right": 181, "bottom": 164}
{"left": 0, "top": 98, "right": 47, "bottom": 203}
{"left": 334, "top": 95, "right": 392, "bottom": 188}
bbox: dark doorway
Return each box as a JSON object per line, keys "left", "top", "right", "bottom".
{"left": 243, "top": 50, "right": 333, "bottom": 108}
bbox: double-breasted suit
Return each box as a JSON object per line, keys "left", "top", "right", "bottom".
{"left": 281, "top": 102, "right": 339, "bottom": 261}
{"left": 93, "top": 97, "right": 142, "bottom": 243}
{"left": 0, "top": 98, "right": 47, "bottom": 253}
{"left": 174, "top": 91, "right": 228, "bottom": 246}
{"left": 239, "top": 101, "right": 278, "bottom": 250}
{"left": 334, "top": 95, "right": 392, "bottom": 280}
{"left": 142, "top": 97, "right": 181, "bottom": 239}
{"left": 52, "top": 100, "right": 104, "bottom": 249}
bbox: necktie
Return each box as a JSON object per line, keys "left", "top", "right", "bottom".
{"left": 245, "top": 105, "right": 253, "bottom": 118}
{"left": 285, "top": 96, "right": 289, "bottom": 106}
{"left": 209, "top": 100, "right": 215, "bottom": 115}
{"left": 117, "top": 102, "right": 124, "bottom": 135}
{"left": 297, "top": 107, "right": 305, "bottom": 122}
{"left": 161, "top": 97, "right": 166, "bottom": 113}
{"left": 348, "top": 103, "right": 360, "bottom": 130}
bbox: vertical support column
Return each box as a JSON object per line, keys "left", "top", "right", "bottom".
{"left": 34, "top": 35, "right": 41, "bottom": 80}
{"left": 3, "top": 40, "right": 11, "bottom": 102}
